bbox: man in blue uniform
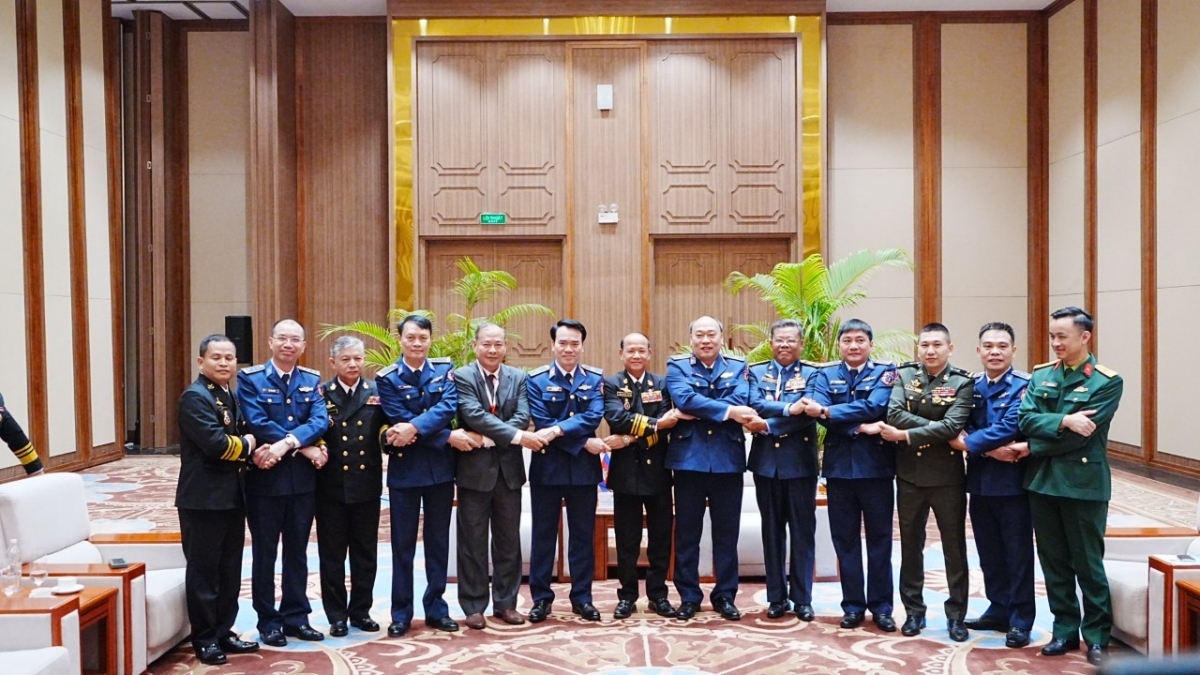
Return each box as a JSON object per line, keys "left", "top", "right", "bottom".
{"left": 949, "top": 322, "right": 1034, "bottom": 648}
{"left": 666, "top": 315, "right": 753, "bottom": 622}
{"left": 375, "top": 315, "right": 459, "bottom": 637}
{"left": 746, "top": 319, "right": 820, "bottom": 621}
{"left": 793, "top": 319, "right": 898, "bottom": 632}
{"left": 237, "top": 319, "right": 330, "bottom": 646}
{"left": 526, "top": 319, "right": 607, "bottom": 623}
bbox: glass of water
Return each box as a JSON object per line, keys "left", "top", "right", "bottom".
{"left": 29, "top": 561, "right": 48, "bottom": 588}
{"left": 0, "top": 564, "right": 18, "bottom": 597}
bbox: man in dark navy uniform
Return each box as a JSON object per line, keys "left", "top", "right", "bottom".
{"left": 237, "top": 319, "right": 330, "bottom": 646}
{"left": 375, "top": 315, "right": 459, "bottom": 637}
{"left": 794, "top": 318, "right": 898, "bottom": 633}
{"left": 316, "top": 336, "right": 388, "bottom": 638}
{"left": 176, "top": 335, "right": 260, "bottom": 665}
{"left": 665, "top": 315, "right": 753, "bottom": 622}
{"left": 746, "top": 319, "right": 820, "bottom": 621}
{"left": 602, "top": 332, "right": 680, "bottom": 620}
{"left": 950, "top": 322, "right": 1034, "bottom": 648}
{"left": 526, "top": 319, "right": 607, "bottom": 623}
{"left": 0, "top": 391, "right": 43, "bottom": 476}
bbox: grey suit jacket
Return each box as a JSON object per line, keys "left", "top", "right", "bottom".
{"left": 454, "top": 362, "right": 530, "bottom": 492}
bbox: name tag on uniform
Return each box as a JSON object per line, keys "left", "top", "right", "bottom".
{"left": 1074, "top": 386, "right": 1088, "bottom": 393}
{"left": 1044, "top": 381, "right": 1058, "bottom": 388}
{"left": 641, "top": 390, "right": 663, "bottom": 403}
{"left": 547, "top": 385, "right": 563, "bottom": 392}
{"left": 263, "top": 388, "right": 281, "bottom": 394}
{"left": 617, "top": 388, "right": 633, "bottom": 398}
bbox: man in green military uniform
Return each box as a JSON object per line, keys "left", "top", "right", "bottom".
{"left": 1018, "top": 306, "right": 1122, "bottom": 666}
{"left": 879, "top": 323, "right": 974, "bottom": 642}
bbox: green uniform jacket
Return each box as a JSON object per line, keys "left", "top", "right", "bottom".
{"left": 887, "top": 362, "right": 974, "bottom": 487}
{"left": 1018, "top": 354, "right": 1123, "bottom": 502}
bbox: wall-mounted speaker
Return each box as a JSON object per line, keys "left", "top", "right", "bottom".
{"left": 225, "top": 315, "right": 253, "bottom": 365}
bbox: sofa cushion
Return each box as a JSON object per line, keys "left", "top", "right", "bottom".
{"left": 38, "top": 541, "right": 103, "bottom": 565}
{"left": 0, "top": 474, "right": 91, "bottom": 562}
{"left": 146, "top": 568, "right": 189, "bottom": 652}
{"left": 1105, "top": 559, "right": 1148, "bottom": 641}
{"left": 0, "top": 647, "right": 73, "bottom": 675}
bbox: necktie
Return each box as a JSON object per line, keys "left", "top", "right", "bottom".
{"left": 404, "top": 368, "right": 420, "bottom": 386}
{"left": 281, "top": 372, "right": 291, "bottom": 390}
{"left": 565, "top": 371, "right": 574, "bottom": 387}
{"left": 486, "top": 373, "right": 498, "bottom": 413}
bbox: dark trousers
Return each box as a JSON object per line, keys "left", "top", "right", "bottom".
{"left": 246, "top": 492, "right": 315, "bottom": 632}
{"left": 613, "top": 490, "right": 673, "bottom": 603}
{"left": 896, "top": 479, "right": 968, "bottom": 620}
{"left": 754, "top": 474, "right": 817, "bottom": 605}
{"left": 529, "top": 484, "right": 597, "bottom": 605}
{"left": 315, "top": 496, "right": 380, "bottom": 623}
{"left": 970, "top": 493, "right": 1035, "bottom": 630}
{"left": 389, "top": 482, "right": 454, "bottom": 624}
{"left": 673, "top": 470, "right": 743, "bottom": 605}
{"left": 456, "top": 482, "right": 523, "bottom": 615}
{"left": 179, "top": 507, "right": 245, "bottom": 647}
{"left": 1029, "top": 492, "right": 1111, "bottom": 646}
{"left": 827, "top": 477, "right": 894, "bottom": 615}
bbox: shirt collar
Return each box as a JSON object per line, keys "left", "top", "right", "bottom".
{"left": 555, "top": 363, "right": 578, "bottom": 380}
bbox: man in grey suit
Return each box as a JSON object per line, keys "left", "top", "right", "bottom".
{"left": 450, "top": 323, "right": 547, "bottom": 630}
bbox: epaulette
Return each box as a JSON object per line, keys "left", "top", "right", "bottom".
{"left": 724, "top": 354, "right": 745, "bottom": 362}
{"left": 298, "top": 365, "right": 321, "bottom": 376}
{"left": 377, "top": 364, "right": 398, "bottom": 377}
{"left": 1095, "top": 364, "right": 1118, "bottom": 378}
{"left": 242, "top": 364, "right": 265, "bottom": 373}
{"left": 898, "top": 361, "right": 920, "bottom": 369}
{"left": 1012, "top": 369, "right": 1032, "bottom": 381}
{"left": 1033, "top": 360, "right": 1058, "bottom": 370}
{"left": 581, "top": 364, "right": 603, "bottom": 375}
{"left": 872, "top": 360, "right": 894, "bottom": 366}
{"left": 748, "top": 359, "right": 770, "bottom": 368}
{"left": 818, "top": 360, "right": 840, "bottom": 368}
{"left": 670, "top": 354, "right": 691, "bottom": 361}
{"left": 529, "top": 364, "right": 551, "bottom": 376}
{"left": 429, "top": 357, "right": 453, "bottom": 364}
{"left": 800, "top": 360, "right": 823, "bottom": 368}
{"left": 949, "top": 366, "right": 973, "bottom": 378}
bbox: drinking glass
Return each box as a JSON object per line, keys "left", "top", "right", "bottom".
{"left": 0, "top": 564, "right": 18, "bottom": 597}
{"left": 29, "top": 561, "right": 48, "bottom": 588}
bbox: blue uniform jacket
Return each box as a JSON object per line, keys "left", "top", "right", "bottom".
{"left": 964, "top": 367, "right": 1030, "bottom": 497}
{"left": 810, "top": 360, "right": 897, "bottom": 480}
{"left": 664, "top": 354, "right": 749, "bottom": 474}
{"left": 375, "top": 357, "right": 458, "bottom": 488}
{"left": 237, "top": 362, "right": 329, "bottom": 496}
{"left": 747, "top": 359, "right": 820, "bottom": 480}
{"left": 526, "top": 363, "right": 605, "bottom": 486}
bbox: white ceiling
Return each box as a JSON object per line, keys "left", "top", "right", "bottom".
{"left": 110, "top": 0, "right": 1056, "bottom": 21}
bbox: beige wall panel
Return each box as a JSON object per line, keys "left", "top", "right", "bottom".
{"left": 189, "top": 174, "right": 249, "bottom": 351}
{"left": 941, "top": 23, "right": 1027, "bottom": 169}
{"left": 1157, "top": 0, "right": 1200, "bottom": 125}
{"left": 0, "top": 118, "right": 21, "bottom": 296}
{"left": 1156, "top": 110, "right": 1200, "bottom": 289}
{"left": 828, "top": 168, "right": 914, "bottom": 305}
{"left": 1048, "top": 153, "right": 1084, "bottom": 296}
{"left": 36, "top": 0, "right": 66, "bottom": 138}
{"left": 494, "top": 45, "right": 565, "bottom": 228}
{"left": 0, "top": 0, "right": 17, "bottom": 121}
{"left": 79, "top": 0, "right": 106, "bottom": 152}
{"left": 651, "top": 45, "right": 719, "bottom": 229}
{"left": 827, "top": 24, "right": 913, "bottom": 170}
{"left": 1096, "top": 289, "right": 1140, "bottom": 446}
{"left": 43, "top": 296, "right": 76, "bottom": 457}
{"left": 942, "top": 168, "right": 1027, "bottom": 298}
{"left": 1158, "top": 285, "right": 1200, "bottom": 460}
{"left": 1096, "top": 0, "right": 1141, "bottom": 144}
{"left": 726, "top": 43, "right": 796, "bottom": 230}
{"left": 40, "top": 131, "right": 71, "bottom": 297}
{"left": 420, "top": 47, "right": 488, "bottom": 228}
{"left": 84, "top": 147, "right": 114, "bottom": 446}
{"left": 941, "top": 296, "right": 1030, "bottom": 372}
{"left": 569, "top": 45, "right": 641, "bottom": 372}
{"left": 1048, "top": 0, "right": 1084, "bottom": 163}
{"left": 88, "top": 301, "right": 115, "bottom": 445}
{"left": 1096, "top": 133, "right": 1141, "bottom": 293}
{"left": 844, "top": 297, "right": 917, "bottom": 348}
{"left": 188, "top": 33, "right": 248, "bottom": 175}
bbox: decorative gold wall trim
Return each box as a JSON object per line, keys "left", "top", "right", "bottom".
{"left": 390, "top": 14, "right": 824, "bottom": 309}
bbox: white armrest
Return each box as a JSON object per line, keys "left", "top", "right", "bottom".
{"left": 1104, "top": 536, "right": 1196, "bottom": 563}
{"left": 92, "top": 533, "right": 187, "bottom": 571}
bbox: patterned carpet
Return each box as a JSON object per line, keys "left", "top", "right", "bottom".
{"left": 80, "top": 457, "right": 1190, "bottom": 674}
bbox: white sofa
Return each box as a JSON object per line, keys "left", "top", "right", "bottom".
{"left": 0, "top": 648, "right": 75, "bottom": 675}
{"left": 0, "top": 474, "right": 189, "bottom": 675}
{"left": 0, "top": 598, "right": 81, "bottom": 675}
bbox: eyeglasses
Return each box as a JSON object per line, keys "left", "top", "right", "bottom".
{"left": 272, "top": 335, "right": 305, "bottom": 344}
{"left": 771, "top": 338, "right": 800, "bottom": 346}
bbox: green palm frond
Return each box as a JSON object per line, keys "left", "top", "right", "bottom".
{"left": 489, "top": 302, "right": 556, "bottom": 326}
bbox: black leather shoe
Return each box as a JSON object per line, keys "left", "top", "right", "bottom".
{"left": 260, "top": 629, "right": 286, "bottom": 647}
{"left": 426, "top": 617, "right": 460, "bottom": 632}
{"left": 964, "top": 616, "right": 1008, "bottom": 632}
{"left": 329, "top": 620, "right": 348, "bottom": 637}
{"left": 196, "top": 644, "right": 227, "bottom": 665}
{"left": 1005, "top": 627, "right": 1030, "bottom": 648}
{"left": 840, "top": 611, "right": 865, "bottom": 628}
{"left": 713, "top": 597, "right": 741, "bottom": 621}
{"left": 387, "top": 621, "right": 410, "bottom": 638}
{"left": 676, "top": 601, "right": 699, "bottom": 621}
{"left": 218, "top": 636, "right": 259, "bottom": 654}
{"left": 900, "top": 614, "right": 925, "bottom": 637}
{"left": 1087, "top": 644, "right": 1108, "bottom": 665}
{"left": 350, "top": 616, "right": 380, "bottom": 632}
{"left": 873, "top": 613, "right": 896, "bottom": 632}
{"left": 649, "top": 598, "right": 677, "bottom": 618}
{"left": 1040, "top": 636, "right": 1080, "bottom": 656}
{"left": 796, "top": 604, "right": 815, "bottom": 621}
{"left": 766, "top": 601, "right": 790, "bottom": 619}
{"left": 283, "top": 624, "right": 324, "bottom": 641}
{"left": 572, "top": 603, "right": 601, "bottom": 621}
{"left": 613, "top": 599, "right": 636, "bottom": 620}
{"left": 528, "top": 600, "right": 552, "bottom": 623}
{"left": 947, "top": 619, "right": 969, "bottom": 642}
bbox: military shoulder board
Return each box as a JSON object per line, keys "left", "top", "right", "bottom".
{"left": 529, "top": 364, "right": 551, "bottom": 376}
{"left": 241, "top": 364, "right": 265, "bottom": 374}
{"left": 581, "top": 364, "right": 604, "bottom": 376}
{"left": 298, "top": 365, "right": 322, "bottom": 376}
{"left": 377, "top": 364, "right": 399, "bottom": 377}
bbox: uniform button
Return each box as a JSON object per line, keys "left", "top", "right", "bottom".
{"left": 342, "top": 466, "right": 349, "bottom": 472}
{"left": 342, "top": 436, "right": 348, "bottom": 441}
{"left": 359, "top": 450, "right": 365, "bottom": 455}
{"left": 342, "top": 421, "right": 348, "bottom": 427}
{"left": 360, "top": 464, "right": 365, "bottom": 470}
{"left": 286, "top": 399, "right": 291, "bottom": 404}
{"left": 774, "top": 442, "right": 780, "bottom": 448}
{"left": 398, "top": 453, "right": 403, "bottom": 458}
{"left": 343, "top": 451, "right": 348, "bottom": 457}
{"left": 357, "top": 420, "right": 363, "bottom": 426}
{"left": 406, "top": 395, "right": 411, "bottom": 400}
{"left": 288, "top": 416, "right": 294, "bottom": 421}
{"left": 710, "top": 385, "right": 714, "bottom": 389}
{"left": 917, "top": 452, "right": 922, "bottom": 456}
{"left": 569, "top": 412, "right": 575, "bottom": 417}
{"left": 707, "top": 430, "right": 713, "bottom": 435}
{"left": 358, "top": 436, "right": 364, "bottom": 441}
{"left": 1082, "top": 457, "right": 1088, "bottom": 463}
{"left": 570, "top": 395, "right": 575, "bottom": 400}
{"left": 646, "top": 459, "right": 652, "bottom": 465}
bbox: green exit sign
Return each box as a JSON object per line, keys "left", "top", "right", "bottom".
{"left": 480, "top": 213, "right": 507, "bottom": 225}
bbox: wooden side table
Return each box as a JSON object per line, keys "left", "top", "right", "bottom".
{"left": 1177, "top": 580, "right": 1200, "bottom": 650}
{"left": 0, "top": 585, "right": 117, "bottom": 675}
{"left": 1148, "top": 554, "right": 1200, "bottom": 655}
